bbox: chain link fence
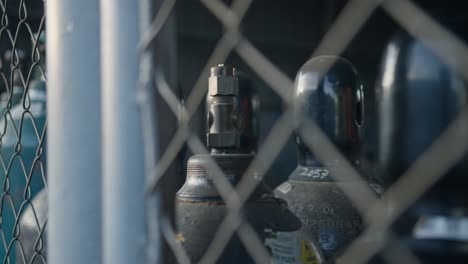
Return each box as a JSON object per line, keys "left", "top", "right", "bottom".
{"left": 1, "top": 0, "right": 467, "bottom": 263}
{"left": 141, "top": 0, "right": 468, "bottom": 263}
{"left": 0, "top": 0, "right": 47, "bottom": 264}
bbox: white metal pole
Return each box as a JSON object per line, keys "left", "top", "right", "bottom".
{"left": 46, "top": 0, "right": 102, "bottom": 263}
{"left": 101, "top": 0, "right": 146, "bottom": 264}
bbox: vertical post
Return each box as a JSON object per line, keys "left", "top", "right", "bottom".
{"left": 139, "top": 0, "right": 162, "bottom": 263}
{"left": 101, "top": 0, "right": 146, "bottom": 264}
{"left": 153, "top": 0, "right": 179, "bottom": 226}
{"left": 46, "top": 1, "right": 102, "bottom": 264}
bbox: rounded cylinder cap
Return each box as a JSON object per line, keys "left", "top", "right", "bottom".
{"left": 294, "top": 56, "right": 364, "bottom": 166}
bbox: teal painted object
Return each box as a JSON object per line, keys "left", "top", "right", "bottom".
{"left": 0, "top": 87, "right": 24, "bottom": 115}
{"left": 0, "top": 79, "right": 46, "bottom": 262}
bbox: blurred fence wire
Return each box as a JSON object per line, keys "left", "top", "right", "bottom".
{"left": 140, "top": 0, "right": 468, "bottom": 263}
{"left": 1, "top": 0, "right": 467, "bottom": 263}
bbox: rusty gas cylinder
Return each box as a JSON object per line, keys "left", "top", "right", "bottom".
{"left": 176, "top": 64, "right": 324, "bottom": 264}
{"left": 275, "top": 56, "right": 377, "bottom": 261}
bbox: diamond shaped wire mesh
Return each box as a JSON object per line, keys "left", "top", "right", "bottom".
{"left": 3, "top": 0, "right": 465, "bottom": 264}
{"left": 139, "top": 0, "right": 468, "bottom": 263}
{"left": 0, "top": 1, "right": 47, "bottom": 264}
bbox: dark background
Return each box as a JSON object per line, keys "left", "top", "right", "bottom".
{"left": 172, "top": 0, "right": 467, "bottom": 189}
{"left": 2, "top": 0, "right": 465, "bottom": 190}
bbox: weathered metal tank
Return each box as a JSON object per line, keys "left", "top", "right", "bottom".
{"left": 176, "top": 64, "right": 324, "bottom": 263}
{"left": 275, "top": 56, "right": 378, "bottom": 261}
{"left": 377, "top": 31, "right": 468, "bottom": 263}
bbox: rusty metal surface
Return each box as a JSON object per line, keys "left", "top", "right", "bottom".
{"left": 176, "top": 140, "right": 324, "bottom": 262}
{"left": 176, "top": 196, "right": 303, "bottom": 263}
{"left": 274, "top": 55, "right": 374, "bottom": 261}
{"left": 177, "top": 154, "right": 254, "bottom": 200}
{"left": 276, "top": 177, "right": 365, "bottom": 260}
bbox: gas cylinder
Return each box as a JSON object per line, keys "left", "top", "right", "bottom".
{"left": 275, "top": 56, "right": 378, "bottom": 261}
{"left": 377, "top": 31, "right": 468, "bottom": 263}
{"left": 176, "top": 64, "right": 324, "bottom": 263}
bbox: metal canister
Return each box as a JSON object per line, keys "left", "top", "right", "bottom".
{"left": 377, "top": 31, "right": 468, "bottom": 263}
{"left": 176, "top": 64, "right": 323, "bottom": 263}
{"left": 275, "top": 56, "right": 376, "bottom": 261}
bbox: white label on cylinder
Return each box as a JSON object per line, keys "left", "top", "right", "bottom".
{"left": 264, "top": 230, "right": 320, "bottom": 264}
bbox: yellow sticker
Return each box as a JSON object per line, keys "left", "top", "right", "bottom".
{"left": 300, "top": 240, "right": 319, "bottom": 264}
{"left": 264, "top": 230, "right": 322, "bottom": 264}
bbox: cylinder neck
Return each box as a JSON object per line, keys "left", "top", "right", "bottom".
{"left": 177, "top": 153, "right": 264, "bottom": 200}
{"left": 207, "top": 64, "right": 242, "bottom": 152}
{"left": 206, "top": 71, "right": 258, "bottom": 154}
{"left": 179, "top": 65, "right": 267, "bottom": 200}
{"left": 297, "top": 137, "right": 361, "bottom": 168}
